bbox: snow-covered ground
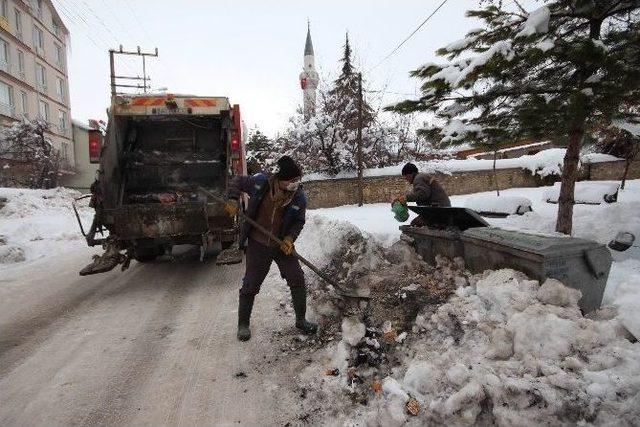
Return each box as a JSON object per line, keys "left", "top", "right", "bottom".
{"left": 303, "top": 180, "right": 640, "bottom": 425}
{"left": 2, "top": 181, "right": 639, "bottom": 425}
{"left": 0, "top": 187, "right": 93, "bottom": 266}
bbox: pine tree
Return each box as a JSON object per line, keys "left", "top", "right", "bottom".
{"left": 389, "top": 1, "right": 640, "bottom": 234}
{"left": 284, "top": 33, "right": 395, "bottom": 175}
{"left": 245, "top": 128, "right": 278, "bottom": 174}
{"left": 327, "top": 33, "right": 374, "bottom": 131}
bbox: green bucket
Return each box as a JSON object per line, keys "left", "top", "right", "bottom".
{"left": 392, "top": 202, "right": 409, "bottom": 222}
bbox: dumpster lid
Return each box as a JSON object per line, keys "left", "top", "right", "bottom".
{"left": 407, "top": 206, "right": 489, "bottom": 231}
{"left": 461, "top": 227, "right": 602, "bottom": 257}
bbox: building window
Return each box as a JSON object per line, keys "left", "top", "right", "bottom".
{"left": 32, "top": 0, "right": 42, "bottom": 20}
{"left": 0, "top": 81, "right": 14, "bottom": 116}
{"left": 53, "top": 21, "right": 61, "bottom": 37}
{"left": 56, "top": 77, "right": 65, "bottom": 103}
{"left": 1, "top": 1, "right": 7, "bottom": 18}
{"left": 17, "top": 50, "right": 24, "bottom": 76}
{"left": 33, "top": 26, "right": 44, "bottom": 54}
{"left": 0, "top": 37, "right": 9, "bottom": 73}
{"left": 60, "top": 141, "right": 69, "bottom": 164}
{"left": 20, "top": 90, "right": 27, "bottom": 116}
{"left": 38, "top": 99, "right": 49, "bottom": 121}
{"left": 55, "top": 43, "right": 64, "bottom": 68}
{"left": 14, "top": 8, "right": 22, "bottom": 39}
{"left": 36, "top": 63, "right": 46, "bottom": 91}
{"left": 58, "top": 109, "right": 67, "bottom": 132}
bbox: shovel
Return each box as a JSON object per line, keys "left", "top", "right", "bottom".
{"left": 199, "top": 187, "right": 369, "bottom": 299}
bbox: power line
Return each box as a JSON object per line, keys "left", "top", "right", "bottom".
{"left": 120, "top": 0, "right": 177, "bottom": 89}
{"left": 369, "top": 0, "right": 449, "bottom": 72}
{"left": 56, "top": 0, "right": 142, "bottom": 81}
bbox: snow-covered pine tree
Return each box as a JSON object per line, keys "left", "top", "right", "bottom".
{"left": 245, "top": 128, "right": 278, "bottom": 174}
{"left": 0, "top": 119, "right": 60, "bottom": 188}
{"left": 389, "top": 0, "right": 640, "bottom": 234}
{"left": 284, "top": 33, "right": 398, "bottom": 175}
{"left": 326, "top": 34, "right": 375, "bottom": 132}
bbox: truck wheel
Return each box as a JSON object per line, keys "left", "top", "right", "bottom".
{"left": 133, "top": 246, "right": 164, "bottom": 262}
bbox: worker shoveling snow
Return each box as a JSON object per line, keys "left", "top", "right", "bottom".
{"left": 285, "top": 214, "right": 640, "bottom": 426}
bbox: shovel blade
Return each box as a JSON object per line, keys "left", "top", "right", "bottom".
{"left": 334, "top": 280, "right": 371, "bottom": 299}
{"left": 216, "top": 248, "right": 244, "bottom": 265}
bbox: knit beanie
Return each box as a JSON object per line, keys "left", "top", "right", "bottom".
{"left": 275, "top": 156, "right": 302, "bottom": 180}
{"left": 401, "top": 162, "right": 418, "bottom": 176}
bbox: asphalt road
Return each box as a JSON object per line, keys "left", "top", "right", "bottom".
{"left": 0, "top": 248, "right": 305, "bottom": 426}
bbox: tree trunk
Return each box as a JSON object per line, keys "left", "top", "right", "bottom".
{"left": 493, "top": 150, "right": 500, "bottom": 197}
{"left": 621, "top": 159, "right": 630, "bottom": 190}
{"left": 555, "top": 123, "right": 585, "bottom": 235}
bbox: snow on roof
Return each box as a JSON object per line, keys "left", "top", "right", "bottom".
{"left": 613, "top": 119, "right": 640, "bottom": 137}
{"left": 71, "top": 119, "right": 91, "bottom": 131}
{"left": 469, "top": 141, "right": 552, "bottom": 158}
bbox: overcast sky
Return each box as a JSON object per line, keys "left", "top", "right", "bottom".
{"left": 55, "top": 0, "right": 490, "bottom": 136}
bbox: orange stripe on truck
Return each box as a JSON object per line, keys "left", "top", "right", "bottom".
{"left": 131, "top": 97, "right": 165, "bottom": 106}
{"left": 185, "top": 99, "right": 217, "bottom": 107}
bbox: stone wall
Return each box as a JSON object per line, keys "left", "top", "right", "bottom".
{"left": 304, "top": 160, "right": 640, "bottom": 209}
{"left": 585, "top": 159, "right": 640, "bottom": 182}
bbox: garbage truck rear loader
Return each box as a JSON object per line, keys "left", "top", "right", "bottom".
{"left": 78, "top": 94, "right": 246, "bottom": 275}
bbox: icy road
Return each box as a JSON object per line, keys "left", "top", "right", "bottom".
{"left": 0, "top": 248, "right": 305, "bottom": 426}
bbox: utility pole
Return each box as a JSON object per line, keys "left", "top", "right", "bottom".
{"left": 357, "top": 72, "right": 364, "bottom": 207}
{"left": 109, "top": 45, "right": 159, "bottom": 96}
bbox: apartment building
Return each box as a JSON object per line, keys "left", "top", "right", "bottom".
{"left": 0, "top": 0, "right": 73, "bottom": 169}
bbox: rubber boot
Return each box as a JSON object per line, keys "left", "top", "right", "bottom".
{"left": 237, "top": 293, "right": 255, "bottom": 341}
{"left": 290, "top": 286, "right": 317, "bottom": 334}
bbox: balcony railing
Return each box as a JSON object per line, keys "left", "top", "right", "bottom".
{"left": 0, "top": 60, "right": 9, "bottom": 73}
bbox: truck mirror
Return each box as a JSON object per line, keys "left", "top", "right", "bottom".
{"left": 608, "top": 232, "right": 636, "bottom": 252}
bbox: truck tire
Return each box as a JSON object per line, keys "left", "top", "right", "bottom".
{"left": 133, "top": 246, "right": 164, "bottom": 263}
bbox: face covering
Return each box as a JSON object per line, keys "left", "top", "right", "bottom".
{"left": 285, "top": 181, "right": 300, "bottom": 192}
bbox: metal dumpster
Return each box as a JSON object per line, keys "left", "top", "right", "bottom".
{"left": 401, "top": 207, "right": 488, "bottom": 264}
{"left": 461, "top": 227, "right": 612, "bottom": 313}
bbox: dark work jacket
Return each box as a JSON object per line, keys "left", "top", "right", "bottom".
{"left": 406, "top": 173, "right": 451, "bottom": 207}
{"left": 228, "top": 173, "right": 307, "bottom": 248}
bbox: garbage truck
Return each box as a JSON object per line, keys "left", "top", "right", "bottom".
{"left": 76, "top": 93, "right": 246, "bottom": 275}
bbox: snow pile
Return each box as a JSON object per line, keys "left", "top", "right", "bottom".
{"left": 464, "top": 195, "right": 532, "bottom": 216}
{"left": 296, "top": 194, "right": 640, "bottom": 425}
{"left": 309, "top": 203, "right": 418, "bottom": 248}
{"left": 606, "top": 259, "right": 640, "bottom": 339}
{"left": 0, "top": 187, "right": 92, "bottom": 265}
{"left": 543, "top": 181, "right": 620, "bottom": 204}
{"left": 354, "top": 269, "right": 640, "bottom": 426}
